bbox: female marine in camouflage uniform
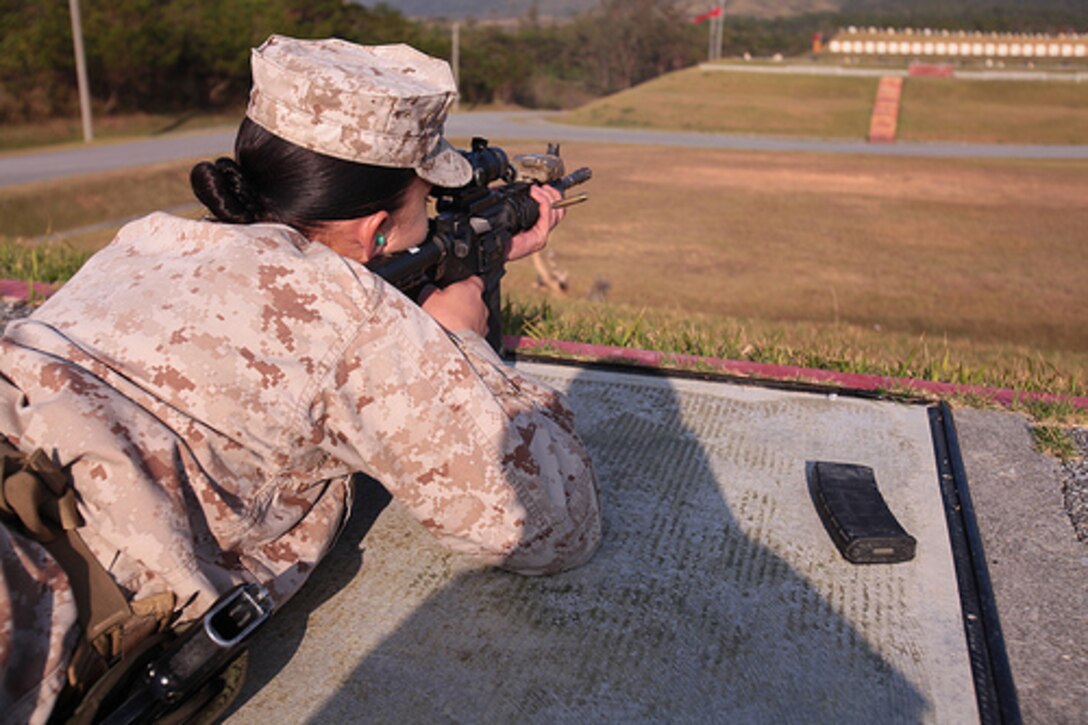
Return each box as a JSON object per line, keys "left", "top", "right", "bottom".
{"left": 0, "top": 36, "right": 601, "bottom": 723}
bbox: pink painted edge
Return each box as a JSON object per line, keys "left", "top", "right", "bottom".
{"left": 0, "top": 279, "right": 57, "bottom": 301}
{"left": 505, "top": 335, "right": 1088, "bottom": 412}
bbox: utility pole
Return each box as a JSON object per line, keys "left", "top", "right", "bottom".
{"left": 68, "top": 0, "right": 93, "bottom": 142}
{"left": 451, "top": 21, "right": 460, "bottom": 108}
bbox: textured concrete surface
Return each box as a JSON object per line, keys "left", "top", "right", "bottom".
{"left": 953, "top": 408, "right": 1088, "bottom": 725}
{"left": 225, "top": 362, "right": 979, "bottom": 723}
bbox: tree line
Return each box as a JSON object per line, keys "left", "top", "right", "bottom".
{"left": 1, "top": 0, "right": 1083, "bottom": 124}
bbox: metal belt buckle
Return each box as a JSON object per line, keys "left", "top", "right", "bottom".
{"left": 203, "top": 583, "right": 272, "bottom": 649}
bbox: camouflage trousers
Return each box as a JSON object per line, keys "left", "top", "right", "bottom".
{"left": 0, "top": 521, "right": 78, "bottom": 725}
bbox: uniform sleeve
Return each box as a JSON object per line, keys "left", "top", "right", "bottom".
{"left": 313, "top": 298, "right": 601, "bottom": 576}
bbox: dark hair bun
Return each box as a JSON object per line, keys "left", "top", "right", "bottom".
{"left": 190, "top": 157, "right": 264, "bottom": 224}
{"left": 189, "top": 119, "right": 417, "bottom": 234}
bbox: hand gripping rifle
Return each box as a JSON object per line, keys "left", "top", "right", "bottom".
{"left": 368, "top": 137, "right": 591, "bottom": 353}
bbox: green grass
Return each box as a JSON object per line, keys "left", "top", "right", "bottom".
{"left": 1016, "top": 397, "right": 1084, "bottom": 426}
{"left": 1030, "top": 426, "right": 1080, "bottom": 460}
{"left": 0, "top": 238, "right": 94, "bottom": 283}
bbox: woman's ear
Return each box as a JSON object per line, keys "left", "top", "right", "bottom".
{"left": 324, "top": 211, "right": 388, "bottom": 264}
{"left": 352, "top": 211, "right": 389, "bottom": 263}
{"left": 311, "top": 210, "right": 390, "bottom": 264}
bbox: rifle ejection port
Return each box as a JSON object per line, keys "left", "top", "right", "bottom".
{"left": 204, "top": 584, "right": 272, "bottom": 648}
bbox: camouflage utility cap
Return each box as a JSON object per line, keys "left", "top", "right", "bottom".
{"left": 247, "top": 35, "right": 472, "bottom": 187}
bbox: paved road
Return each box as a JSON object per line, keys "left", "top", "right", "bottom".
{"left": 3, "top": 111, "right": 1087, "bottom": 189}
{"left": 0, "top": 130, "right": 237, "bottom": 188}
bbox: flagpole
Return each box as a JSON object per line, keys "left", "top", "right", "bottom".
{"left": 707, "top": 14, "right": 715, "bottom": 61}
{"left": 715, "top": 5, "right": 724, "bottom": 61}
{"left": 699, "top": 4, "right": 724, "bottom": 62}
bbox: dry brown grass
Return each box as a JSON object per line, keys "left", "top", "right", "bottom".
{"left": 495, "top": 141, "right": 1088, "bottom": 368}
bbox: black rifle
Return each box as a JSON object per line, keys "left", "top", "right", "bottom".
{"left": 369, "top": 137, "right": 591, "bottom": 353}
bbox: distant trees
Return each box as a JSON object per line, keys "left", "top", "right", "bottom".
{"left": 0, "top": 0, "right": 1084, "bottom": 124}
{"left": 0, "top": 0, "right": 444, "bottom": 122}
{"left": 572, "top": 0, "right": 700, "bottom": 94}
{"left": 0, "top": 1, "right": 76, "bottom": 121}
{"left": 0, "top": 0, "right": 711, "bottom": 121}
{"left": 473, "top": 0, "right": 701, "bottom": 108}
{"left": 836, "top": 0, "right": 1087, "bottom": 35}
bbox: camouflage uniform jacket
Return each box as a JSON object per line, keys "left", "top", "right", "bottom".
{"left": 0, "top": 212, "right": 601, "bottom": 723}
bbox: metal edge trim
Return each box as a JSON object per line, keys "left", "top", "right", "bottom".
{"left": 929, "top": 401, "right": 1022, "bottom": 725}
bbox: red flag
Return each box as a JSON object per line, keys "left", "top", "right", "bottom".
{"left": 693, "top": 7, "right": 723, "bottom": 24}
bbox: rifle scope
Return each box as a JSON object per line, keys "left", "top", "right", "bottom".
{"left": 433, "top": 137, "right": 514, "bottom": 194}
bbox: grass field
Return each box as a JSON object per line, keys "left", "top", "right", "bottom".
{"left": 497, "top": 141, "right": 1088, "bottom": 397}
{"left": 562, "top": 66, "right": 1088, "bottom": 145}
{"left": 504, "top": 143, "right": 1088, "bottom": 351}
{"left": 3, "top": 64, "right": 1087, "bottom": 405}
{"left": 5, "top": 137, "right": 1083, "bottom": 401}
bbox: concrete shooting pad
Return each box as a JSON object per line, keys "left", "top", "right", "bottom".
{"left": 224, "top": 360, "right": 996, "bottom": 723}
